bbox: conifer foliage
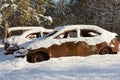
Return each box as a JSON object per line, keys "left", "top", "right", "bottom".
{"left": 0, "top": 0, "right": 52, "bottom": 27}
{"left": 0, "top": 0, "right": 119, "bottom": 29}
{"left": 46, "top": 0, "right": 120, "bottom": 31}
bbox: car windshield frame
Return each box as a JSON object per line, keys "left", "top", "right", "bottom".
{"left": 44, "top": 31, "right": 58, "bottom": 38}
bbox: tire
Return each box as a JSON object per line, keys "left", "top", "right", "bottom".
{"left": 31, "top": 53, "right": 45, "bottom": 63}
{"left": 99, "top": 47, "right": 112, "bottom": 55}
{"left": 112, "top": 52, "right": 117, "bottom": 54}
{"left": 26, "top": 53, "right": 33, "bottom": 63}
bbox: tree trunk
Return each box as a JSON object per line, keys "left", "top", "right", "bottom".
{"left": 3, "top": 22, "right": 9, "bottom": 44}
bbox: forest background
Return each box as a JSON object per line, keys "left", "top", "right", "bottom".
{"left": 0, "top": 0, "right": 120, "bottom": 39}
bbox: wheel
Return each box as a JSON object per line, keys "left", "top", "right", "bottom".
{"left": 99, "top": 47, "right": 112, "bottom": 55}
{"left": 26, "top": 53, "right": 33, "bottom": 63}
{"left": 112, "top": 52, "right": 118, "bottom": 54}
{"left": 31, "top": 53, "right": 45, "bottom": 63}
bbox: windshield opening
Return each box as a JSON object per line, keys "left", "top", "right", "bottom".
{"left": 44, "top": 31, "right": 57, "bottom": 38}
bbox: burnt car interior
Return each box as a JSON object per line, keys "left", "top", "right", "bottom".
{"left": 26, "top": 32, "right": 41, "bottom": 39}
{"left": 26, "top": 32, "right": 51, "bottom": 39}
{"left": 8, "top": 30, "right": 27, "bottom": 38}
{"left": 55, "top": 29, "right": 101, "bottom": 39}
{"left": 55, "top": 30, "right": 77, "bottom": 39}
{"left": 80, "top": 29, "right": 101, "bottom": 37}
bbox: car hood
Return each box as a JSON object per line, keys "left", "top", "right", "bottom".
{"left": 19, "top": 37, "right": 44, "bottom": 48}
{"left": 4, "top": 36, "right": 31, "bottom": 45}
{"left": 27, "top": 37, "right": 57, "bottom": 50}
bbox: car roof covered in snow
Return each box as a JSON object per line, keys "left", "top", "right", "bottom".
{"left": 20, "top": 28, "right": 53, "bottom": 37}
{"left": 8, "top": 26, "right": 44, "bottom": 33}
{"left": 26, "top": 25, "right": 117, "bottom": 50}
{"left": 54, "top": 25, "right": 110, "bottom": 34}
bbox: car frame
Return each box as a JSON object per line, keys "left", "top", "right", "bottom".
{"left": 4, "top": 26, "right": 44, "bottom": 50}
{"left": 24, "top": 25, "right": 119, "bottom": 63}
{"left": 4, "top": 27, "right": 53, "bottom": 55}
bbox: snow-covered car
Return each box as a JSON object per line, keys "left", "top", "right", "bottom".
{"left": 4, "top": 27, "right": 53, "bottom": 55}
{"left": 4, "top": 26, "right": 45, "bottom": 50}
{"left": 21, "top": 25, "right": 118, "bottom": 63}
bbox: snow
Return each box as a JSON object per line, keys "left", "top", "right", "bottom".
{"left": 35, "top": 14, "right": 53, "bottom": 24}
{"left": 53, "top": 0, "right": 71, "bottom": 4}
{"left": 11, "top": 4, "right": 17, "bottom": 10}
{"left": 53, "top": 0, "right": 59, "bottom": 2}
{"left": 0, "top": 14, "right": 2, "bottom": 25}
{"left": 0, "top": 3, "right": 17, "bottom": 10}
{"left": 8, "top": 26, "right": 44, "bottom": 33}
{"left": 27, "top": 25, "right": 117, "bottom": 50}
{"left": 14, "top": 48, "right": 28, "bottom": 56}
{"left": 0, "top": 42, "right": 120, "bottom": 80}
{"left": 20, "top": 28, "right": 53, "bottom": 38}
{"left": 45, "top": 16, "right": 53, "bottom": 24}
{"left": 0, "top": 3, "right": 9, "bottom": 10}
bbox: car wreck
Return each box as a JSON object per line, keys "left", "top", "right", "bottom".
{"left": 19, "top": 25, "right": 118, "bottom": 63}
{"left": 4, "top": 26, "right": 46, "bottom": 50}
{"left": 4, "top": 27, "right": 53, "bottom": 55}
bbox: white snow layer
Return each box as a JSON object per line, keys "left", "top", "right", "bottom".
{"left": 8, "top": 26, "right": 44, "bottom": 33}
{"left": 27, "top": 25, "right": 117, "bottom": 50}
{"left": 0, "top": 43, "right": 120, "bottom": 80}
{"left": 0, "top": 3, "right": 9, "bottom": 10}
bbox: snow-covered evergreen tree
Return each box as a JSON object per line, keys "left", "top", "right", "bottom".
{"left": 0, "top": 0, "right": 53, "bottom": 27}
{"left": 87, "top": 0, "right": 120, "bottom": 32}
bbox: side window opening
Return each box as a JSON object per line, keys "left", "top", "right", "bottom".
{"left": 36, "top": 32, "right": 41, "bottom": 38}
{"left": 55, "top": 30, "right": 77, "bottom": 39}
{"left": 67, "top": 30, "right": 77, "bottom": 38}
{"left": 26, "top": 32, "right": 41, "bottom": 39}
{"left": 80, "top": 29, "right": 101, "bottom": 37}
{"left": 8, "top": 30, "right": 27, "bottom": 37}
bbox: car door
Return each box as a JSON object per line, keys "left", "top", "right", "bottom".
{"left": 50, "top": 30, "right": 78, "bottom": 57}
{"left": 75, "top": 29, "right": 101, "bottom": 56}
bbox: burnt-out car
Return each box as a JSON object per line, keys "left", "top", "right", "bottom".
{"left": 4, "top": 26, "right": 44, "bottom": 50}
{"left": 24, "top": 25, "right": 119, "bottom": 63}
{"left": 4, "top": 27, "right": 53, "bottom": 55}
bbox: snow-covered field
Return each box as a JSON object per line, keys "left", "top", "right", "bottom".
{"left": 0, "top": 41, "right": 120, "bottom": 80}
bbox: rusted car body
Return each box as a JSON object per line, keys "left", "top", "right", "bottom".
{"left": 26, "top": 25, "right": 119, "bottom": 63}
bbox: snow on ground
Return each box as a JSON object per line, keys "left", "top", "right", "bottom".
{"left": 0, "top": 41, "right": 120, "bottom": 80}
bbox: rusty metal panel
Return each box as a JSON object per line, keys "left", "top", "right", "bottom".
{"left": 110, "top": 37, "right": 119, "bottom": 52}
{"left": 96, "top": 42, "right": 107, "bottom": 54}
{"left": 75, "top": 41, "right": 98, "bottom": 56}
{"left": 50, "top": 42, "right": 76, "bottom": 57}
{"left": 28, "top": 37, "right": 119, "bottom": 58}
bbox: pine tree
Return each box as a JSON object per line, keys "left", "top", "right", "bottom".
{"left": 0, "top": 0, "right": 52, "bottom": 27}
{"left": 87, "top": 0, "right": 120, "bottom": 31}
